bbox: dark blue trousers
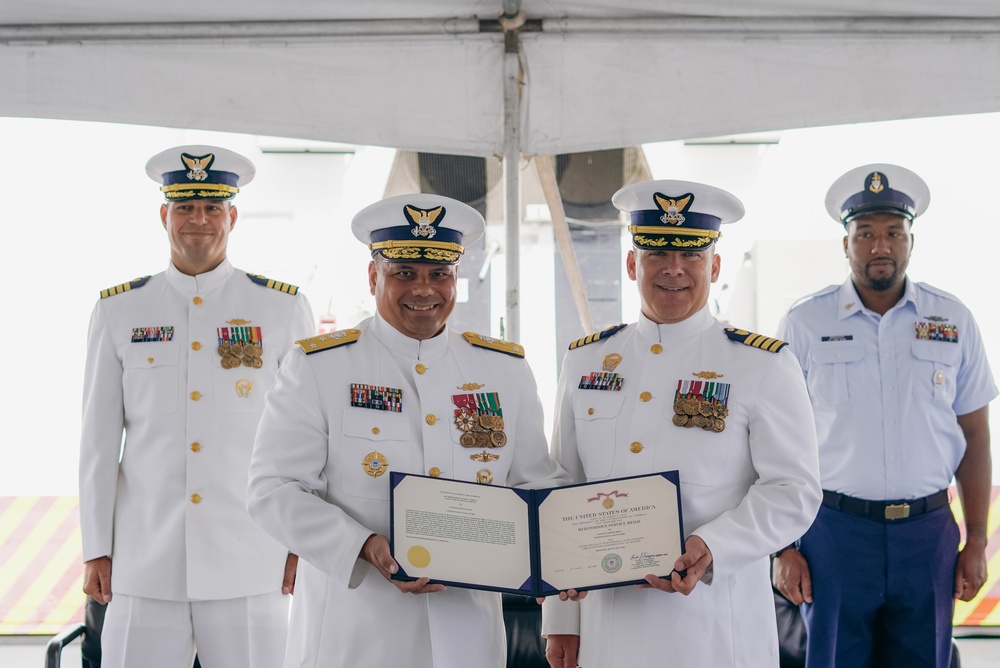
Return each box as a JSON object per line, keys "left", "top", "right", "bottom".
{"left": 799, "top": 503, "right": 959, "bottom": 668}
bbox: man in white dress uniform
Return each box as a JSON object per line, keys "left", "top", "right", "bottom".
{"left": 542, "top": 180, "right": 822, "bottom": 668}
{"left": 80, "top": 145, "right": 315, "bottom": 668}
{"left": 247, "top": 193, "right": 570, "bottom": 668}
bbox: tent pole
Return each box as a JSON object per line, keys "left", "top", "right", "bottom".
{"left": 502, "top": 30, "right": 521, "bottom": 342}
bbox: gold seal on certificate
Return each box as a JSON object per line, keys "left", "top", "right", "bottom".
{"left": 389, "top": 470, "right": 684, "bottom": 596}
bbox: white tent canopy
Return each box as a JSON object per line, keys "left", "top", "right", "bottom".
{"left": 3, "top": 1, "right": 1000, "bottom": 158}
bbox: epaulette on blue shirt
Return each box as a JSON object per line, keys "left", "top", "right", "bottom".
{"left": 100, "top": 276, "right": 151, "bottom": 299}
{"left": 247, "top": 273, "right": 299, "bottom": 295}
{"left": 724, "top": 327, "right": 788, "bottom": 353}
{"left": 462, "top": 332, "right": 525, "bottom": 358}
{"left": 568, "top": 323, "right": 627, "bottom": 350}
{"left": 296, "top": 330, "right": 361, "bottom": 354}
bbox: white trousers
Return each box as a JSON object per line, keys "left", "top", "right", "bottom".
{"left": 102, "top": 592, "right": 289, "bottom": 668}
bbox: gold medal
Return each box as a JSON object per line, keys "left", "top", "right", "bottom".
{"left": 241, "top": 355, "right": 254, "bottom": 367}
{"left": 252, "top": 357, "right": 263, "bottom": 369}
{"left": 217, "top": 343, "right": 231, "bottom": 356}
{"left": 491, "top": 416, "right": 505, "bottom": 431}
{"left": 460, "top": 433, "right": 477, "bottom": 447}
{"left": 245, "top": 343, "right": 262, "bottom": 358}
{"left": 714, "top": 404, "right": 729, "bottom": 419}
{"left": 362, "top": 451, "right": 388, "bottom": 477}
{"left": 701, "top": 417, "right": 716, "bottom": 431}
{"left": 602, "top": 496, "right": 614, "bottom": 509}
{"left": 474, "top": 432, "right": 491, "bottom": 448}
{"left": 712, "top": 418, "right": 726, "bottom": 432}
{"left": 476, "top": 468, "right": 494, "bottom": 485}
{"left": 691, "top": 415, "right": 709, "bottom": 428}
{"left": 673, "top": 401, "right": 686, "bottom": 416}
{"left": 490, "top": 431, "right": 507, "bottom": 448}
{"left": 230, "top": 343, "right": 244, "bottom": 356}
{"left": 478, "top": 414, "right": 494, "bottom": 430}
{"left": 672, "top": 414, "right": 688, "bottom": 427}
{"left": 698, "top": 403, "right": 713, "bottom": 417}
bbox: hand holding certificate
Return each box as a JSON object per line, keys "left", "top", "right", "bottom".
{"left": 390, "top": 471, "right": 684, "bottom": 596}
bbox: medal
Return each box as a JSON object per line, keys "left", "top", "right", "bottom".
{"left": 362, "top": 451, "right": 388, "bottom": 477}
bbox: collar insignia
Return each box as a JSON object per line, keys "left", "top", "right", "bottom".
{"left": 653, "top": 192, "right": 694, "bottom": 226}
{"left": 844, "top": 302, "right": 855, "bottom": 310}
{"left": 181, "top": 153, "right": 214, "bottom": 182}
{"left": 404, "top": 205, "right": 445, "bottom": 239}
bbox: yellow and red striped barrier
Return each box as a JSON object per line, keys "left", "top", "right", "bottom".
{"left": 0, "top": 497, "right": 85, "bottom": 635}
{"left": 952, "top": 486, "right": 1000, "bottom": 627}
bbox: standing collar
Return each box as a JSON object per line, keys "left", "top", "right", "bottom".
{"left": 165, "top": 258, "right": 234, "bottom": 296}
{"left": 635, "top": 303, "right": 715, "bottom": 341}
{"left": 368, "top": 311, "right": 450, "bottom": 361}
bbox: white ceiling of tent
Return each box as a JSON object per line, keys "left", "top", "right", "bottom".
{"left": 2, "top": 1, "right": 1000, "bottom": 155}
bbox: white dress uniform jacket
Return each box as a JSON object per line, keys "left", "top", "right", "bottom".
{"left": 80, "top": 259, "right": 315, "bottom": 600}
{"left": 247, "top": 313, "right": 570, "bottom": 668}
{"left": 541, "top": 306, "right": 821, "bottom": 668}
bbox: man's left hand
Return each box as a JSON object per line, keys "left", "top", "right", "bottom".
{"left": 954, "top": 536, "right": 988, "bottom": 601}
{"left": 282, "top": 553, "right": 298, "bottom": 595}
{"left": 637, "top": 535, "right": 712, "bottom": 596}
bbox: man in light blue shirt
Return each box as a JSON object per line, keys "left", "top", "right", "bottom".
{"left": 774, "top": 163, "right": 996, "bottom": 667}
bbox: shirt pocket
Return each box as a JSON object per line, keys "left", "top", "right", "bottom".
{"left": 655, "top": 412, "right": 733, "bottom": 487}
{"left": 807, "top": 343, "right": 867, "bottom": 406}
{"left": 339, "top": 408, "right": 414, "bottom": 500}
{"left": 910, "top": 341, "right": 961, "bottom": 405}
{"left": 213, "top": 365, "right": 274, "bottom": 413}
{"left": 123, "top": 344, "right": 178, "bottom": 414}
{"left": 572, "top": 391, "right": 626, "bottom": 479}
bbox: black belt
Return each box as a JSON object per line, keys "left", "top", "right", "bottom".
{"left": 821, "top": 489, "right": 950, "bottom": 522}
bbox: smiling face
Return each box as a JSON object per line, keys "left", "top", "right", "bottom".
{"left": 160, "top": 199, "right": 237, "bottom": 276}
{"left": 626, "top": 246, "right": 720, "bottom": 325}
{"left": 369, "top": 257, "right": 458, "bottom": 340}
{"left": 844, "top": 212, "right": 913, "bottom": 293}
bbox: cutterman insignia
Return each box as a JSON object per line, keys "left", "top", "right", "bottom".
{"left": 296, "top": 329, "right": 361, "bottom": 354}
{"left": 724, "top": 327, "right": 788, "bottom": 353}
{"left": 462, "top": 332, "right": 525, "bottom": 358}
{"left": 100, "top": 276, "right": 151, "bottom": 299}
{"left": 568, "top": 323, "right": 628, "bottom": 350}
{"left": 246, "top": 273, "right": 299, "bottom": 295}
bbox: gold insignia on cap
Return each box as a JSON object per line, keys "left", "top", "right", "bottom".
{"left": 654, "top": 193, "right": 693, "bottom": 226}
{"left": 693, "top": 371, "right": 724, "bottom": 379}
{"left": 181, "top": 153, "right": 213, "bottom": 182}
{"left": 362, "top": 451, "right": 388, "bottom": 477}
{"left": 868, "top": 172, "right": 884, "bottom": 194}
{"left": 602, "top": 353, "right": 622, "bottom": 372}
{"left": 404, "top": 205, "right": 445, "bottom": 239}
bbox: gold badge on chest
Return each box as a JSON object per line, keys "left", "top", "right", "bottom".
{"left": 672, "top": 378, "right": 731, "bottom": 432}
{"left": 362, "top": 451, "right": 388, "bottom": 477}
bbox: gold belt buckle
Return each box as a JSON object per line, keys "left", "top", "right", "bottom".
{"left": 884, "top": 503, "right": 910, "bottom": 520}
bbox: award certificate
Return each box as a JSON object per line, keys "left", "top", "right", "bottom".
{"left": 390, "top": 470, "right": 684, "bottom": 596}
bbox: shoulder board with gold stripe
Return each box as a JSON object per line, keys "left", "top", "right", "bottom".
{"left": 724, "top": 327, "right": 788, "bottom": 353}
{"left": 247, "top": 273, "right": 299, "bottom": 295}
{"left": 462, "top": 332, "right": 525, "bottom": 358}
{"left": 100, "top": 276, "right": 151, "bottom": 299}
{"left": 568, "top": 323, "right": 627, "bottom": 350}
{"left": 296, "top": 330, "right": 361, "bottom": 354}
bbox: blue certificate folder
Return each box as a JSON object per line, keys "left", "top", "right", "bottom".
{"left": 389, "top": 470, "right": 684, "bottom": 597}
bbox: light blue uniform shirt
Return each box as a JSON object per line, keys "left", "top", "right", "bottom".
{"left": 778, "top": 277, "right": 996, "bottom": 501}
